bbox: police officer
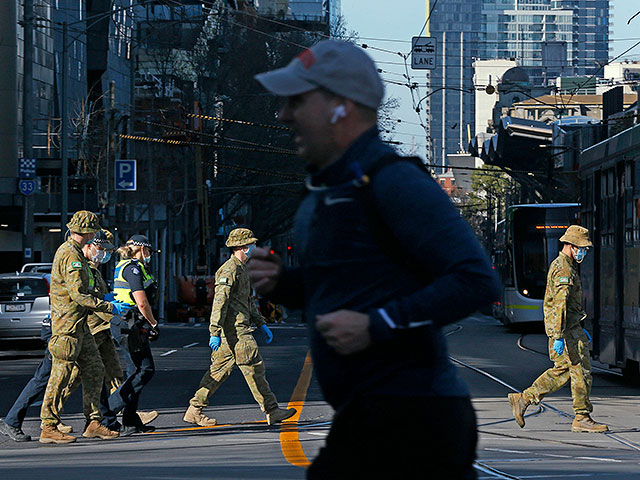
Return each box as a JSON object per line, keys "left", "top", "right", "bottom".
{"left": 183, "top": 228, "right": 296, "bottom": 427}
{"left": 40, "top": 211, "right": 130, "bottom": 444}
{"left": 107, "top": 234, "right": 159, "bottom": 435}
{"left": 508, "top": 225, "right": 608, "bottom": 433}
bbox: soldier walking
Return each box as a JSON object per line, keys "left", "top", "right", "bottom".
{"left": 39, "top": 211, "right": 130, "bottom": 444}
{"left": 183, "top": 228, "right": 296, "bottom": 427}
{"left": 508, "top": 225, "right": 608, "bottom": 433}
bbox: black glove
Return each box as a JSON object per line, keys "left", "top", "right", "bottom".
{"left": 148, "top": 324, "right": 160, "bottom": 342}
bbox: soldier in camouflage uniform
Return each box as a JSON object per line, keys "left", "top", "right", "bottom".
{"left": 61, "top": 230, "right": 123, "bottom": 408}
{"left": 39, "top": 212, "right": 130, "bottom": 444}
{"left": 508, "top": 225, "right": 608, "bottom": 433}
{"left": 183, "top": 228, "right": 296, "bottom": 426}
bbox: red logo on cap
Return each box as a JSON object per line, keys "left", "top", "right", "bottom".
{"left": 296, "top": 49, "right": 316, "bottom": 69}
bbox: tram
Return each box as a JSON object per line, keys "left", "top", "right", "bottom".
{"left": 493, "top": 203, "right": 580, "bottom": 326}
{"left": 580, "top": 124, "right": 640, "bottom": 377}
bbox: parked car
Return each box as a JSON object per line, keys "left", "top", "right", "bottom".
{"left": 20, "top": 263, "right": 53, "bottom": 274}
{"left": 0, "top": 272, "right": 51, "bottom": 340}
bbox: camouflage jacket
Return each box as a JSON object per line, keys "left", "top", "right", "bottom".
{"left": 209, "top": 255, "right": 265, "bottom": 338}
{"left": 50, "top": 238, "right": 114, "bottom": 336}
{"left": 543, "top": 252, "right": 586, "bottom": 340}
{"left": 86, "top": 265, "right": 112, "bottom": 335}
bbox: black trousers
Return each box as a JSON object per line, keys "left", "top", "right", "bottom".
{"left": 307, "top": 396, "right": 477, "bottom": 480}
{"left": 108, "top": 346, "right": 155, "bottom": 427}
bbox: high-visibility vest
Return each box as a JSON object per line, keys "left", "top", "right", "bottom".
{"left": 113, "top": 259, "right": 155, "bottom": 305}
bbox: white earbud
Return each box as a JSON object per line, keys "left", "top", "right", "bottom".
{"left": 330, "top": 104, "right": 347, "bottom": 124}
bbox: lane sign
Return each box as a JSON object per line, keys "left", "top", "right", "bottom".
{"left": 115, "top": 159, "right": 137, "bottom": 191}
{"left": 411, "top": 37, "right": 437, "bottom": 70}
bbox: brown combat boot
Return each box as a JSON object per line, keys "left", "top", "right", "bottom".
{"left": 82, "top": 420, "right": 119, "bottom": 439}
{"left": 137, "top": 410, "right": 158, "bottom": 425}
{"left": 57, "top": 422, "right": 73, "bottom": 434}
{"left": 571, "top": 414, "right": 609, "bottom": 433}
{"left": 266, "top": 407, "right": 297, "bottom": 425}
{"left": 508, "top": 392, "right": 530, "bottom": 428}
{"left": 183, "top": 405, "right": 217, "bottom": 426}
{"left": 39, "top": 424, "right": 76, "bottom": 444}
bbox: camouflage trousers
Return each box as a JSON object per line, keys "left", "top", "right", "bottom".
{"left": 190, "top": 334, "right": 278, "bottom": 413}
{"left": 61, "top": 329, "right": 124, "bottom": 408}
{"left": 523, "top": 328, "right": 593, "bottom": 415}
{"left": 40, "top": 326, "right": 106, "bottom": 426}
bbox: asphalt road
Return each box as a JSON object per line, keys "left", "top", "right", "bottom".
{"left": 1, "top": 315, "right": 639, "bottom": 479}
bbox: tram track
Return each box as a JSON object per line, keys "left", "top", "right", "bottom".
{"left": 444, "top": 322, "right": 640, "bottom": 479}
{"left": 516, "top": 334, "right": 624, "bottom": 377}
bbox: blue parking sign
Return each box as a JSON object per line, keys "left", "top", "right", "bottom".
{"left": 115, "top": 160, "right": 136, "bottom": 191}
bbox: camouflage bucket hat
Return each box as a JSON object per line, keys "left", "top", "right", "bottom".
{"left": 226, "top": 228, "right": 258, "bottom": 248}
{"left": 66, "top": 210, "right": 101, "bottom": 234}
{"left": 559, "top": 225, "right": 593, "bottom": 248}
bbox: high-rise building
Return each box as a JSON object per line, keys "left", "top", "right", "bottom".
{"left": 425, "top": 0, "right": 610, "bottom": 166}
{"left": 0, "top": 0, "right": 135, "bottom": 269}
{"left": 425, "top": 0, "right": 483, "bottom": 167}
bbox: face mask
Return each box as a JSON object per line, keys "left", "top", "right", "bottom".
{"left": 91, "top": 248, "right": 106, "bottom": 264}
{"left": 244, "top": 244, "right": 256, "bottom": 258}
{"left": 101, "top": 251, "right": 112, "bottom": 264}
{"left": 573, "top": 247, "right": 587, "bottom": 263}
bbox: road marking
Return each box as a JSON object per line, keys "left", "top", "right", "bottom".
{"left": 146, "top": 420, "right": 268, "bottom": 434}
{"left": 183, "top": 342, "right": 198, "bottom": 348}
{"left": 474, "top": 461, "right": 522, "bottom": 479}
{"left": 280, "top": 350, "right": 313, "bottom": 468}
{"left": 160, "top": 349, "right": 178, "bottom": 356}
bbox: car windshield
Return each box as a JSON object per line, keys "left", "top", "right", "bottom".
{"left": 0, "top": 278, "right": 49, "bottom": 299}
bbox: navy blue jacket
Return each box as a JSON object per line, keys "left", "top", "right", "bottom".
{"left": 271, "top": 127, "right": 500, "bottom": 408}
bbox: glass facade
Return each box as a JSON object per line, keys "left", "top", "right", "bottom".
{"left": 426, "top": 0, "right": 483, "bottom": 166}
{"left": 426, "top": 0, "right": 609, "bottom": 166}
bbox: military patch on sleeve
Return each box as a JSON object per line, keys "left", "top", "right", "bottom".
{"left": 217, "top": 276, "right": 231, "bottom": 286}
{"left": 71, "top": 261, "right": 82, "bottom": 269}
{"left": 558, "top": 276, "right": 571, "bottom": 285}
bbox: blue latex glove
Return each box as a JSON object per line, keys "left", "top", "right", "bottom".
{"left": 209, "top": 336, "right": 221, "bottom": 351}
{"left": 553, "top": 339, "right": 565, "bottom": 355}
{"left": 260, "top": 324, "right": 273, "bottom": 344}
{"left": 103, "top": 292, "right": 115, "bottom": 302}
{"left": 110, "top": 301, "right": 131, "bottom": 317}
{"left": 583, "top": 328, "right": 592, "bottom": 343}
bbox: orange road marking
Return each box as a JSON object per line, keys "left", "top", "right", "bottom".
{"left": 280, "top": 350, "right": 314, "bottom": 467}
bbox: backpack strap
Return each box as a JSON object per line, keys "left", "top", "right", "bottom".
{"left": 357, "top": 154, "right": 433, "bottom": 282}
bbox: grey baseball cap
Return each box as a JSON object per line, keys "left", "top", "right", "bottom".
{"left": 255, "top": 40, "right": 384, "bottom": 110}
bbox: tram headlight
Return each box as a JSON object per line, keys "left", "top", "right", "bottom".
{"left": 522, "top": 289, "right": 529, "bottom": 296}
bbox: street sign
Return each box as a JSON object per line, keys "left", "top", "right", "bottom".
{"left": 19, "top": 179, "right": 36, "bottom": 196}
{"left": 411, "top": 37, "right": 437, "bottom": 70}
{"left": 24, "top": 248, "right": 32, "bottom": 259}
{"left": 115, "top": 159, "right": 137, "bottom": 191}
{"left": 19, "top": 158, "right": 36, "bottom": 178}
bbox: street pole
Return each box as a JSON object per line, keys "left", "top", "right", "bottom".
{"left": 23, "top": 0, "right": 34, "bottom": 261}
{"left": 60, "top": 21, "right": 69, "bottom": 241}
{"left": 106, "top": 80, "right": 115, "bottom": 219}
